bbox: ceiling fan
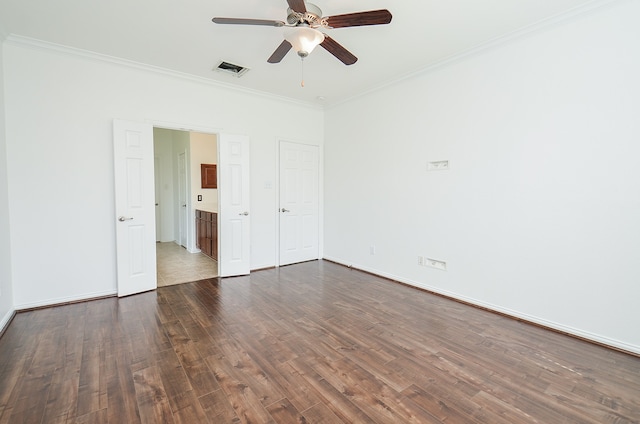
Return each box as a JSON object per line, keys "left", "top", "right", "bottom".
{"left": 212, "top": 0, "right": 392, "bottom": 66}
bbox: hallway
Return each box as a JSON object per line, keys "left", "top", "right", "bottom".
{"left": 156, "top": 242, "right": 218, "bottom": 287}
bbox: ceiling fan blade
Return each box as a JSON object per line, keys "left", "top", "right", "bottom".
{"left": 286, "top": 0, "right": 307, "bottom": 13}
{"left": 325, "top": 9, "right": 392, "bottom": 28}
{"left": 212, "top": 17, "right": 285, "bottom": 27}
{"left": 320, "top": 36, "right": 357, "bottom": 65}
{"left": 268, "top": 40, "right": 292, "bottom": 63}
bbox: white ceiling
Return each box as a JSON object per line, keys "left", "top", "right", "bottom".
{"left": 0, "top": 0, "right": 600, "bottom": 106}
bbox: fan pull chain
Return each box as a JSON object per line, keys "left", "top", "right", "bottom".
{"left": 300, "top": 57, "right": 305, "bottom": 88}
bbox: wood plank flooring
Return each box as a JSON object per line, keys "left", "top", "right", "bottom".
{"left": 0, "top": 260, "right": 639, "bottom": 423}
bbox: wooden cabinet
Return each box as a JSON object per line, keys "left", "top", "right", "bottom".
{"left": 195, "top": 210, "right": 217, "bottom": 260}
{"left": 200, "top": 164, "right": 217, "bottom": 188}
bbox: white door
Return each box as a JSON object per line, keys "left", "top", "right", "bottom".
{"left": 279, "top": 141, "right": 319, "bottom": 266}
{"left": 154, "top": 156, "right": 161, "bottom": 241}
{"left": 218, "top": 134, "right": 250, "bottom": 277}
{"left": 113, "top": 119, "right": 157, "bottom": 297}
{"left": 178, "top": 152, "right": 188, "bottom": 248}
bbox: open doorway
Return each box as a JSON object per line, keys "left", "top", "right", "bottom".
{"left": 153, "top": 128, "right": 219, "bottom": 286}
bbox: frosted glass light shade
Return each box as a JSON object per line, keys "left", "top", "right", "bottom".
{"left": 284, "top": 27, "right": 325, "bottom": 57}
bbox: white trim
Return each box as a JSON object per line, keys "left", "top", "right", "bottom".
{"left": 0, "top": 308, "right": 15, "bottom": 334}
{"left": 3, "top": 34, "right": 323, "bottom": 111}
{"left": 327, "top": 0, "right": 626, "bottom": 109}
{"left": 14, "top": 290, "right": 117, "bottom": 311}
{"left": 151, "top": 120, "right": 223, "bottom": 136}
{"left": 323, "top": 255, "right": 640, "bottom": 356}
{"left": 4, "top": 0, "right": 625, "bottom": 110}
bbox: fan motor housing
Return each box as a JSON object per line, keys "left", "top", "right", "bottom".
{"left": 287, "top": 2, "right": 323, "bottom": 25}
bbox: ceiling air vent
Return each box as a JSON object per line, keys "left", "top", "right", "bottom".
{"left": 214, "top": 61, "right": 250, "bottom": 77}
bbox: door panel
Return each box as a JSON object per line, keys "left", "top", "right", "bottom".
{"left": 154, "top": 156, "right": 161, "bottom": 241}
{"left": 178, "top": 152, "right": 187, "bottom": 248}
{"left": 113, "top": 119, "right": 157, "bottom": 297}
{"left": 279, "top": 141, "right": 319, "bottom": 266}
{"left": 219, "top": 134, "right": 250, "bottom": 277}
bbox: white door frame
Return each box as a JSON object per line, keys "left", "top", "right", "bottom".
{"left": 117, "top": 119, "right": 253, "bottom": 287}
{"left": 114, "top": 119, "right": 228, "bottom": 296}
{"left": 153, "top": 122, "right": 223, "bottom": 255}
{"left": 150, "top": 122, "right": 255, "bottom": 279}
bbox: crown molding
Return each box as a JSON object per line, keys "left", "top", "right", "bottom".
{"left": 327, "top": 0, "right": 625, "bottom": 109}
{"left": 3, "top": 0, "right": 625, "bottom": 111}
{"left": 3, "top": 34, "right": 323, "bottom": 111}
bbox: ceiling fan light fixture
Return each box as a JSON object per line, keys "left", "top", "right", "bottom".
{"left": 284, "top": 26, "right": 325, "bottom": 58}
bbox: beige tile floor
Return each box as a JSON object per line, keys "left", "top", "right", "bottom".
{"left": 156, "top": 242, "right": 218, "bottom": 287}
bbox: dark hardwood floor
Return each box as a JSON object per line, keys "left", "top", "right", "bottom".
{"left": 0, "top": 260, "right": 639, "bottom": 423}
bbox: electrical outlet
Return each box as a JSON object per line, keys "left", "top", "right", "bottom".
{"left": 425, "top": 258, "right": 447, "bottom": 271}
{"left": 417, "top": 256, "right": 424, "bottom": 266}
{"left": 370, "top": 245, "right": 376, "bottom": 255}
{"left": 427, "top": 160, "right": 450, "bottom": 171}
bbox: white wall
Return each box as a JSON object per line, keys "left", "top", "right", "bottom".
{"left": 0, "top": 35, "right": 16, "bottom": 331}
{"left": 153, "top": 128, "right": 176, "bottom": 243}
{"left": 324, "top": 0, "right": 640, "bottom": 354}
{"left": 4, "top": 39, "right": 323, "bottom": 308}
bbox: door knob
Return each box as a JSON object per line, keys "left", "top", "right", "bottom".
{"left": 118, "top": 216, "right": 134, "bottom": 222}
{"left": 280, "top": 208, "right": 290, "bottom": 213}
{"left": 239, "top": 211, "right": 249, "bottom": 216}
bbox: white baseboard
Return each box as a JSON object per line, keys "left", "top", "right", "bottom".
{"left": 322, "top": 256, "right": 640, "bottom": 356}
{"left": 0, "top": 308, "right": 16, "bottom": 336}
{"left": 14, "top": 289, "right": 117, "bottom": 311}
